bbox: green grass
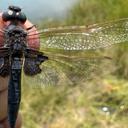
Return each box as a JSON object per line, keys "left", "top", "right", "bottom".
{"left": 21, "top": 77, "right": 128, "bottom": 128}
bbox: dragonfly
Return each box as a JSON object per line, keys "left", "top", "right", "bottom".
{"left": 0, "top": 5, "right": 128, "bottom": 128}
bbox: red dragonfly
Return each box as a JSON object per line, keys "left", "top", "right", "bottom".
{"left": 0, "top": 5, "right": 127, "bottom": 128}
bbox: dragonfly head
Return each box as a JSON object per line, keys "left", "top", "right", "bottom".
{"left": 2, "top": 5, "right": 27, "bottom": 24}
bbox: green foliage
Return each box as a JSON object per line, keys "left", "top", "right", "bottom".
{"left": 66, "top": 0, "right": 128, "bottom": 25}
{"left": 21, "top": 79, "right": 128, "bottom": 128}
{"left": 112, "top": 43, "right": 128, "bottom": 79}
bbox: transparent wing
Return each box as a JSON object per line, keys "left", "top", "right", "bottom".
{"left": 23, "top": 18, "right": 128, "bottom": 87}
{"left": 28, "top": 18, "right": 128, "bottom": 50}
{"left": 22, "top": 50, "right": 115, "bottom": 87}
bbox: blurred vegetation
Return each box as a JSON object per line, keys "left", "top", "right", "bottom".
{"left": 66, "top": 0, "right": 128, "bottom": 25}
{"left": 21, "top": 0, "right": 128, "bottom": 128}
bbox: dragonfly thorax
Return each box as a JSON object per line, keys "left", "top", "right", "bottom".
{"left": 4, "top": 24, "right": 27, "bottom": 56}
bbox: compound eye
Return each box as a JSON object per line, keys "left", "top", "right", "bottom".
{"left": 8, "top": 10, "right": 13, "bottom": 15}
{"left": 2, "top": 10, "right": 15, "bottom": 22}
